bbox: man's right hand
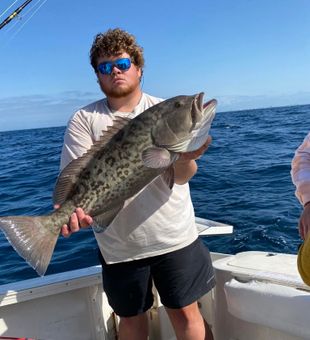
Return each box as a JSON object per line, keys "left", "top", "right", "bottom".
{"left": 54, "top": 206, "right": 93, "bottom": 237}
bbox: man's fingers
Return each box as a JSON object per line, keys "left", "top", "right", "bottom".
{"left": 76, "top": 207, "right": 93, "bottom": 228}
{"left": 180, "top": 135, "right": 213, "bottom": 161}
{"left": 199, "top": 135, "right": 212, "bottom": 154}
{"left": 61, "top": 225, "right": 71, "bottom": 238}
{"left": 204, "top": 135, "right": 212, "bottom": 148}
{"left": 69, "top": 212, "right": 80, "bottom": 233}
{"left": 59, "top": 207, "right": 93, "bottom": 238}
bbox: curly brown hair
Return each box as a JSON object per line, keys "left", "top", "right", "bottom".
{"left": 90, "top": 28, "right": 145, "bottom": 73}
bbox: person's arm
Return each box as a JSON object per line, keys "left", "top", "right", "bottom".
{"left": 174, "top": 136, "right": 212, "bottom": 185}
{"left": 291, "top": 132, "right": 310, "bottom": 239}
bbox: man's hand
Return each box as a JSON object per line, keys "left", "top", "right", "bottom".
{"left": 174, "top": 136, "right": 212, "bottom": 185}
{"left": 54, "top": 205, "right": 93, "bottom": 237}
{"left": 299, "top": 202, "right": 310, "bottom": 240}
{"left": 178, "top": 136, "right": 212, "bottom": 162}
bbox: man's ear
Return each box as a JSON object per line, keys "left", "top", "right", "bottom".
{"left": 139, "top": 68, "right": 143, "bottom": 82}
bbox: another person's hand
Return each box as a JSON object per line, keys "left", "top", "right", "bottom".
{"left": 299, "top": 202, "right": 310, "bottom": 240}
{"left": 54, "top": 205, "right": 93, "bottom": 237}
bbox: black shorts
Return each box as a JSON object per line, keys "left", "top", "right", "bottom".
{"left": 99, "top": 238, "right": 215, "bottom": 317}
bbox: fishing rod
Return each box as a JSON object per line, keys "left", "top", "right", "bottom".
{"left": 0, "top": 0, "right": 33, "bottom": 30}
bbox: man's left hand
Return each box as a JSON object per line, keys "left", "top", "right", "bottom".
{"left": 178, "top": 135, "right": 212, "bottom": 162}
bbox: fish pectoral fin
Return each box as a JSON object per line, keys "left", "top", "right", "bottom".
{"left": 142, "top": 147, "right": 179, "bottom": 169}
{"left": 161, "top": 165, "right": 175, "bottom": 189}
{"left": 92, "top": 204, "right": 124, "bottom": 233}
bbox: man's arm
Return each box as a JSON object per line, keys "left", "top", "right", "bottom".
{"left": 291, "top": 132, "right": 310, "bottom": 239}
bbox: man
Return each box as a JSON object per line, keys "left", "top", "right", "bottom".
{"left": 60, "top": 28, "right": 215, "bottom": 340}
{"left": 291, "top": 132, "right": 310, "bottom": 240}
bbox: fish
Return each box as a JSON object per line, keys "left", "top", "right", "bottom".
{"left": 0, "top": 93, "right": 217, "bottom": 276}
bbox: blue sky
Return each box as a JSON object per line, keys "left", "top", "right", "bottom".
{"left": 0, "top": 0, "right": 309, "bottom": 131}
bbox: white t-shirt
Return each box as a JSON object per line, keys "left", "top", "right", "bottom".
{"left": 291, "top": 132, "right": 310, "bottom": 206}
{"left": 61, "top": 93, "right": 198, "bottom": 263}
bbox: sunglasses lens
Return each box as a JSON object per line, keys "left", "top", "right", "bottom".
{"left": 97, "top": 58, "right": 131, "bottom": 75}
{"left": 98, "top": 63, "right": 112, "bottom": 75}
{"left": 115, "top": 58, "right": 131, "bottom": 71}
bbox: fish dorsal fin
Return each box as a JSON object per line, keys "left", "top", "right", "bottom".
{"left": 53, "top": 116, "right": 131, "bottom": 205}
{"left": 97, "top": 116, "right": 131, "bottom": 147}
{"left": 53, "top": 155, "right": 90, "bottom": 205}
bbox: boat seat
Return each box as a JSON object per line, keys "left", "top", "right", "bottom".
{"left": 214, "top": 251, "right": 310, "bottom": 339}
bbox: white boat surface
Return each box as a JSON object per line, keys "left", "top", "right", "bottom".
{"left": 0, "top": 217, "right": 309, "bottom": 340}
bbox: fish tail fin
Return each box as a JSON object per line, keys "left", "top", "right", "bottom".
{"left": 0, "top": 215, "right": 58, "bottom": 276}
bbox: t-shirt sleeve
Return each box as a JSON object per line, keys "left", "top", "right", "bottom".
{"left": 60, "top": 111, "right": 94, "bottom": 170}
{"left": 291, "top": 132, "right": 310, "bottom": 206}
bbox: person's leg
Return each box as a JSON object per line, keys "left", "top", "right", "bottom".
{"left": 165, "top": 302, "right": 214, "bottom": 340}
{"left": 119, "top": 313, "right": 149, "bottom": 340}
{"left": 151, "top": 239, "right": 215, "bottom": 340}
{"left": 99, "top": 253, "right": 154, "bottom": 338}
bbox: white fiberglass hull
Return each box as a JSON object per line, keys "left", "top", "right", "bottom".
{"left": 0, "top": 218, "right": 309, "bottom": 340}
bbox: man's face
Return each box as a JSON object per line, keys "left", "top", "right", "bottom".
{"left": 96, "top": 52, "right": 142, "bottom": 98}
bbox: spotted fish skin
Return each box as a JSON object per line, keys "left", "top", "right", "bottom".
{"left": 0, "top": 93, "right": 217, "bottom": 276}
{"left": 71, "top": 112, "right": 162, "bottom": 216}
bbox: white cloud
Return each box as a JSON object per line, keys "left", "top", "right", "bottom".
{"left": 216, "top": 91, "right": 310, "bottom": 112}
{"left": 0, "top": 90, "right": 309, "bottom": 132}
{"left": 0, "top": 91, "right": 100, "bottom": 132}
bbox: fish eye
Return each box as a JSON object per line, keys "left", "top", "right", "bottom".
{"left": 175, "top": 102, "right": 182, "bottom": 108}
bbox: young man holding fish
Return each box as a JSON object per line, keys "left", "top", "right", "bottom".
{"left": 60, "top": 28, "right": 215, "bottom": 340}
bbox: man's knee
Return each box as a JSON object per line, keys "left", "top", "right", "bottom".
{"left": 118, "top": 313, "right": 149, "bottom": 340}
{"left": 119, "top": 312, "right": 149, "bottom": 327}
{"left": 166, "top": 302, "right": 202, "bottom": 324}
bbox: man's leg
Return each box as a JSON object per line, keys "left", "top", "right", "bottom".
{"left": 119, "top": 313, "right": 149, "bottom": 340}
{"left": 99, "top": 254, "right": 154, "bottom": 339}
{"left": 165, "top": 301, "right": 214, "bottom": 340}
{"left": 151, "top": 239, "right": 215, "bottom": 339}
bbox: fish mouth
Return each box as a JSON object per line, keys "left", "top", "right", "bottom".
{"left": 192, "top": 93, "right": 217, "bottom": 122}
{"left": 193, "top": 92, "right": 204, "bottom": 114}
{"left": 203, "top": 98, "right": 217, "bottom": 109}
{"left": 165, "top": 93, "right": 217, "bottom": 153}
{"left": 190, "top": 93, "right": 204, "bottom": 130}
{"left": 182, "top": 95, "right": 217, "bottom": 152}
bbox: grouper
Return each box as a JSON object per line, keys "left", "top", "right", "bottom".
{"left": 0, "top": 93, "right": 217, "bottom": 276}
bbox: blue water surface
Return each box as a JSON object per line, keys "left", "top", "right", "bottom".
{"left": 0, "top": 104, "right": 309, "bottom": 284}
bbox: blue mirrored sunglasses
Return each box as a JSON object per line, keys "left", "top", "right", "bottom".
{"left": 97, "top": 58, "right": 131, "bottom": 75}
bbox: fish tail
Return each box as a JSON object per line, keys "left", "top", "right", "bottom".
{"left": 0, "top": 215, "right": 58, "bottom": 276}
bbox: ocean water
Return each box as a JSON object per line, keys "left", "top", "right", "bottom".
{"left": 0, "top": 104, "right": 309, "bottom": 285}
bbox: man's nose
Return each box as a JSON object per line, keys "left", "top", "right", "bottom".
{"left": 111, "top": 65, "right": 121, "bottom": 75}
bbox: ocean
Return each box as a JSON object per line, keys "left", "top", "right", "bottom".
{"left": 0, "top": 104, "right": 309, "bottom": 285}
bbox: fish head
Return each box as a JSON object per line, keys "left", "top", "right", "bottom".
{"left": 152, "top": 93, "right": 217, "bottom": 152}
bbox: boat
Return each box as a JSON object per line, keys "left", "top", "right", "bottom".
{"left": 0, "top": 217, "right": 309, "bottom": 340}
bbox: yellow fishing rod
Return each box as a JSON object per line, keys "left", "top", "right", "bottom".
{"left": 0, "top": 0, "right": 33, "bottom": 30}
